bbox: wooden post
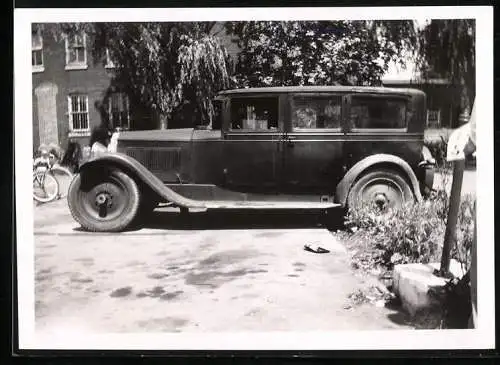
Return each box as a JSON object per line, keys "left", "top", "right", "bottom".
{"left": 439, "top": 159, "right": 465, "bottom": 276}
{"left": 469, "top": 201, "right": 477, "bottom": 328}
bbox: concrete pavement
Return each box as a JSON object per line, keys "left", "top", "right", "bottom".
{"left": 33, "top": 199, "right": 413, "bottom": 335}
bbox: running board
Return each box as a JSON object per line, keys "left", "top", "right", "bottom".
{"left": 202, "top": 201, "right": 341, "bottom": 210}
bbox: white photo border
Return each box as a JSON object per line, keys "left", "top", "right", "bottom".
{"left": 14, "top": 6, "right": 494, "bottom": 350}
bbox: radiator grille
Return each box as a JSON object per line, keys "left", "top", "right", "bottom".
{"left": 125, "top": 147, "right": 181, "bottom": 171}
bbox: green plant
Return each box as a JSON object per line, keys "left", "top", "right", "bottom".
{"left": 346, "top": 202, "right": 444, "bottom": 267}
{"left": 345, "top": 189, "right": 475, "bottom": 271}
{"left": 452, "top": 194, "right": 475, "bottom": 271}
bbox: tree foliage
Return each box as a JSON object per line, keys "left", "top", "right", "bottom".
{"left": 225, "top": 20, "right": 417, "bottom": 88}
{"left": 36, "top": 22, "right": 231, "bottom": 129}
{"left": 416, "top": 19, "right": 475, "bottom": 110}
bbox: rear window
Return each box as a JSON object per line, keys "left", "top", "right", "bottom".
{"left": 292, "top": 96, "right": 342, "bottom": 130}
{"left": 350, "top": 96, "right": 407, "bottom": 129}
{"left": 230, "top": 97, "right": 279, "bottom": 131}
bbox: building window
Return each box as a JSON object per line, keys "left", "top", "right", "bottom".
{"left": 105, "top": 48, "right": 115, "bottom": 69}
{"left": 68, "top": 94, "right": 90, "bottom": 134}
{"left": 32, "top": 29, "right": 44, "bottom": 72}
{"left": 65, "top": 33, "right": 87, "bottom": 70}
{"left": 427, "top": 109, "right": 441, "bottom": 128}
{"left": 108, "top": 93, "right": 130, "bottom": 130}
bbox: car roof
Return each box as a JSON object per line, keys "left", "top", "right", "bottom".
{"left": 218, "top": 85, "right": 425, "bottom": 96}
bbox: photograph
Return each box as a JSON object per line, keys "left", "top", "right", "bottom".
{"left": 14, "top": 6, "right": 494, "bottom": 351}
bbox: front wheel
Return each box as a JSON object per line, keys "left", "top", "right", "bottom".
{"left": 68, "top": 168, "right": 141, "bottom": 232}
{"left": 347, "top": 169, "right": 414, "bottom": 212}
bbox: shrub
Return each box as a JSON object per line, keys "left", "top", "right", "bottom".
{"left": 346, "top": 202, "right": 444, "bottom": 268}
{"left": 345, "top": 192, "right": 475, "bottom": 271}
{"left": 452, "top": 194, "right": 475, "bottom": 270}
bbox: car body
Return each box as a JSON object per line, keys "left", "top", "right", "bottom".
{"left": 68, "top": 86, "right": 435, "bottom": 232}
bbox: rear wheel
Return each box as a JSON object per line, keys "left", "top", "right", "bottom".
{"left": 347, "top": 169, "right": 414, "bottom": 212}
{"left": 68, "top": 168, "right": 141, "bottom": 232}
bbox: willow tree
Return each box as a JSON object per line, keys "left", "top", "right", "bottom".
{"left": 224, "top": 20, "right": 417, "bottom": 88}
{"left": 416, "top": 19, "right": 475, "bottom": 114}
{"left": 38, "top": 22, "right": 231, "bottom": 129}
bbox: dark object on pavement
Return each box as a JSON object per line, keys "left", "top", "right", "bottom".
{"left": 304, "top": 244, "right": 330, "bottom": 254}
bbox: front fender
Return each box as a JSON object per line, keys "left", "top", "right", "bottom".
{"left": 335, "top": 154, "right": 423, "bottom": 206}
{"left": 79, "top": 152, "right": 204, "bottom": 209}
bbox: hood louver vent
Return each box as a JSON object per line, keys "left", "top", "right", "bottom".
{"left": 125, "top": 147, "right": 181, "bottom": 171}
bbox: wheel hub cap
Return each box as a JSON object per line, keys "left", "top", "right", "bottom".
{"left": 95, "top": 192, "right": 112, "bottom": 207}
{"left": 374, "top": 193, "right": 388, "bottom": 208}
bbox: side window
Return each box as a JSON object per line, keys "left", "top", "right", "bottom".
{"left": 350, "top": 96, "right": 407, "bottom": 129}
{"left": 230, "top": 97, "right": 278, "bottom": 131}
{"left": 292, "top": 96, "right": 342, "bottom": 130}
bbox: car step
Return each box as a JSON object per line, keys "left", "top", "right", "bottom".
{"left": 202, "top": 201, "right": 341, "bottom": 210}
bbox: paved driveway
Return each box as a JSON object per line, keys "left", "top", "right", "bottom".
{"left": 433, "top": 168, "right": 476, "bottom": 197}
{"left": 32, "top": 199, "right": 412, "bottom": 336}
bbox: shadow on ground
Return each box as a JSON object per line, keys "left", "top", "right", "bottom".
{"left": 133, "top": 208, "right": 346, "bottom": 232}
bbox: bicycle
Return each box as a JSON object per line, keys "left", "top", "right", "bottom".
{"left": 33, "top": 150, "right": 74, "bottom": 203}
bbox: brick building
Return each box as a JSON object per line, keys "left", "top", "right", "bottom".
{"left": 32, "top": 25, "right": 141, "bottom": 153}
{"left": 31, "top": 23, "right": 240, "bottom": 152}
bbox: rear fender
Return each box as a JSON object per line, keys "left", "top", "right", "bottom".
{"left": 78, "top": 153, "right": 204, "bottom": 208}
{"left": 335, "top": 154, "right": 423, "bottom": 206}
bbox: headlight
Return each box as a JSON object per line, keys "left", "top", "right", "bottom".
{"left": 107, "top": 132, "right": 120, "bottom": 153}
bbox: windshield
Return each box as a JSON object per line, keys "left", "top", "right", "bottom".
{"left": 211, "top": 99, "right": 224, "bottom": 130}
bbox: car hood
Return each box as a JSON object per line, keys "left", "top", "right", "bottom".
{"left": 117, "top": 128, "right": 195, "bottom": 142}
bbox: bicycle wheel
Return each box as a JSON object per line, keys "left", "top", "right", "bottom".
{"left": 33, "top": 171, "right": 59, "bottom": 203}
{"left": 51, "top": 165, "right": 74, "bottom": 199}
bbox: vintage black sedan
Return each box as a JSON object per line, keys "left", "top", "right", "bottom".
{"left": 68, "top": 86, "right": 435, "bottom": 232}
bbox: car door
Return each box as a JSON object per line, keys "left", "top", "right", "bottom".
{"left": 282, "top": 93, "right": 347, "bottom": 195}
{"left": 222, "top": 94, "right": 283, "bottom": 192}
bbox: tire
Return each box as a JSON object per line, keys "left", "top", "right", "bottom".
{"left": 347, "top": 169, "right": 414, "bottom": 212}
{"left": 33, "top": 171, "right": 59, "bottom": 203}
{"left": 67, "top": 168, "right": 141, "bottom": 232}
{"left": 50, "top": 165, "right": 74, "bottom": 199}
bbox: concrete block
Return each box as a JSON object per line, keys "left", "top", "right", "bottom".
{"left": 392, "top": 260, "right": 465, "bottom": 317}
